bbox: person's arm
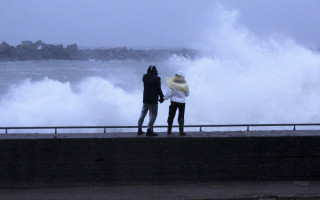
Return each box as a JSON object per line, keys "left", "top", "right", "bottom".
{"left": 185, "top": 89, "right": 190, "bottom": 97}
{"left": 157, "top": 77, "right": 164, "bottom": 100}
{"left": 142, "top": 74, "right": 146, "bottom": 82}
{"left": 164, "top": 90, "right": 172, "bottom": 100}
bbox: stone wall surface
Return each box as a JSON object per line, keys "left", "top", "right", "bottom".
{"left": 0, "top": 133, "right": 319, "bottom": 188}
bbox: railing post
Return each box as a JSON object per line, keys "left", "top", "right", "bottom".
{"left": 5, "top": 128, "right": 8, "bottom": 134}
{"left": 55, "top": 128, "right": 57, "bottom": 134}
{"left": 104, "top": 128, "right": 106, "bottom": 133}
{"left": 200, "top": 126, "right": 202, "bottom": 132}
{"left": 247, "top": 125, "right": 250, "bottom": 131}
{"left": 293, "top": 125, "right": 296, "bottom": 131}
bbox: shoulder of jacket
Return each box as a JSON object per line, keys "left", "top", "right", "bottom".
{"left": 155, "top": 76, "right": 161, "bottom": 81}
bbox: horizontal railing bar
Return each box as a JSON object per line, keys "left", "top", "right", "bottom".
{"left": 0, "top": 123, "right": 319, "bottom": 130}
{"left": 184, "top": 123, "right": 320, "bottom": 128}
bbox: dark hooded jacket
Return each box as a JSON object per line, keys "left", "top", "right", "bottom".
{"left": 142, "top": 66, "right": 164, "bottom": 104}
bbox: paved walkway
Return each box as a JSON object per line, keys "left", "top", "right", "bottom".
{"left": 1, "top": 181, "right": 320, "bottom": 200}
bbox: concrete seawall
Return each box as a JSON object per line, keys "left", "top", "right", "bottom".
{"left": 0, "top": 130, "right": 319, "bottom": 188}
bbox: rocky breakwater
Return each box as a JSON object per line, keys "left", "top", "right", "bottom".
{"left": 0, "top": 41, "right": 198, "bottom": 61}
{"left": 0, "top": 41, "right": 76, "bottom": 61}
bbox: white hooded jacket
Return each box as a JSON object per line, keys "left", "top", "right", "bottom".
{"left": 164, "top": 71, "right": 189, "bottom": 103}
{"left": 164, "top": 86, "right": 189, "bottom": 103}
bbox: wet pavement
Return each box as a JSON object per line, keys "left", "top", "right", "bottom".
{"left": 1, "top": 181, "right": 320, "bottom": 200}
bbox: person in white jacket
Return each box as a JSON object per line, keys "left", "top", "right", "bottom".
{"left": 164, "top": 71, "right": 189, "bottom": 136}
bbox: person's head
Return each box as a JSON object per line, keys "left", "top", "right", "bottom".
{"left": 147, "top": 65, "right": 158, "bottom": 75}
{"left": 175, "top": 71, "right": 185, "bottom": 78}
{"left": 174, "top": 71, "right": 186, "bottom": 83}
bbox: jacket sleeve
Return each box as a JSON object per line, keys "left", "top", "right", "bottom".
{"left": 185, "top": 89, "right": 190, "bottom": 97}
{"left": 157, "top": 77, "right": 164, "bottom": 99}
{"left": 164, "top": 90, "right": 173, "bottom": 100}
{"left": 142, "top": 74, "right": 146, "bottom": 82}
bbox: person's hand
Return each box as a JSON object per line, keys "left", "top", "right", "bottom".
{"left": 159, "top": 98, "right": 164, "bottom": 103}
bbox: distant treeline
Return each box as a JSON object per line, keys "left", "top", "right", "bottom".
{"left": 0, "top": 40, "right": 198, "bottom": 62}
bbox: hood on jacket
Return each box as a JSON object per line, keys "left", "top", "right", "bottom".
{"left": 175, "top": 71, "right": 185, "bottom": 77}
{"left": 147, "top": 65, "right": 158, "bottom": 76}
{"left": 165, "top": 71, "right": 189, "bottom": 93}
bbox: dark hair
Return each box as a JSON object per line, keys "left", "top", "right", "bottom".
{"left": 147, "top": 65, "right": 158, "bottom": 75}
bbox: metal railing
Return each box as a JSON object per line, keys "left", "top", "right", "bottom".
{"left": 0, "top": 123, "right": 319, "bottom": 134}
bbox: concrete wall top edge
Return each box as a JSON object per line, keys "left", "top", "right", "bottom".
{"left": 0, "top": 130, "right": 319, "bottom": 140}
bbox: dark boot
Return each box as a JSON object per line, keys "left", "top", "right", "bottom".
{"left": 167, "top": 125, "right": 172, "bottom": 135}
{"left": 179, "top": 127, "right": 186, "bottom": 136}
{"left": 146, "top": 128, "right": 158, "bottom": 136}
{"left": 137, "top": 128, "right": 144, "bottom": 135}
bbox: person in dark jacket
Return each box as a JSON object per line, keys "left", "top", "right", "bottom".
{"left": 138, "top": 65, "right": 164, "bottom": 136}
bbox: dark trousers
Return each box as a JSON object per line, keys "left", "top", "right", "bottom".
{"left": 167, "top": 101, "right": 185, "bottom": 128}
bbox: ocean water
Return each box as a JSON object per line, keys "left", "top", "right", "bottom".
{"left": 0, "top": 59, "right": 187, "bottom": 133}
{"left": 0, "top": 7, "right": 319, "bottom": 132}
{"left": 0, "top": 60, "right": 174, "bottom": 94}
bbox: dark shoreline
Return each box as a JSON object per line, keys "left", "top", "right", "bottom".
{"left": 0, "top": 40, "right": 198, "bottom": 62}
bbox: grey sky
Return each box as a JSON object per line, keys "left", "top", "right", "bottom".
{"left": 0, "top": 0, "right": 319, "bottom": 49}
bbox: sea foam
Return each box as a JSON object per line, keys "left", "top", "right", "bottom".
{"left": 0, "top": 5, "right": 319, "bottom": 132}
